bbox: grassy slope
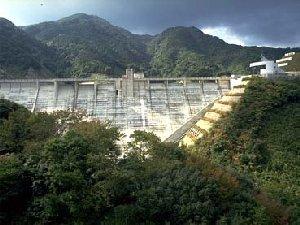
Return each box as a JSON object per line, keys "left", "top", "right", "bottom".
{"left": 194, "top": 77, "right": 300, "bottom": 224}
{"left": 257, "top": 103, "right": 299, "bottom": 221}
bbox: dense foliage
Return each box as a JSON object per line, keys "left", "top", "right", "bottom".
{"left": 1, "top": 98, "right": 274, "bottom": 225}
{"left": 24, "top": 14, "right": 151, "bottom": 77}
{"left": 0, "top": 18, "right": 69, "bottom": 79}
{"left": 147, "top": 27, "right": 298, "bottom": 76}
{"left": 1, "top": 14, "right": 299, "bottom": 78}
{"left": 194, "top": 77, "right": 300, "bottom": 224}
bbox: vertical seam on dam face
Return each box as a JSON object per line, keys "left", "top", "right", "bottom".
{"left": 0, "top": 77, "right": 230, "bottom": 140}
{"left": 164, "top": 81, "right": 172, "bottom": 132}
{"left": 73, "top": 82, "right": 79, "bottom": 111}
{"left": 31, "top": 81, "right": 40, "bottom": 112}
{"left": 93, "top": 83, "right": 97, "bottom": 116}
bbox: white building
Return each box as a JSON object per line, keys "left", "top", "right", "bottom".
{"left": 250, "top": 56, "right": 284, "bottom": 76}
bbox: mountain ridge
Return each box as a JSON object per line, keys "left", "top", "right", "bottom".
{"left": 0, "top": 17, "right": 69, "bottom": 78}
{"left": 1, "top": 14, "right": 299, "bottom": 78}
{"left": 23, "top": 13, "right": 151, "bottom": 76}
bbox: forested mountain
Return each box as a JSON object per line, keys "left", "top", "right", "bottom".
{"left": 0, "top": 13, "right": 299, "bottom": 78}
{"left": 148, "top": 26, "right": 295, "bottom": 76}
{"left": 24, "top": 13, "right": 151, "bottom": 77}
{"left": 0, "top": 18, "right": 68, "bottom": 79}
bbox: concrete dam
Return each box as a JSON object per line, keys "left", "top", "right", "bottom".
{"left": 0, "top": 71, "right": 231, "bottom": 140}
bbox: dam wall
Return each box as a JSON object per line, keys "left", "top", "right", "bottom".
{"left": 0, "top": 76, "right": 231, "bottom": 140}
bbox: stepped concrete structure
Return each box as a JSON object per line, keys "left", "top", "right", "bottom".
{"left": 0, "top": 70, "right": 231, "bottom": 140}
{"left": 276, "top": 52, "right": 300, "bottom": 73}
{"left": 167, "top": 76, "right": 251, "bottom": 146}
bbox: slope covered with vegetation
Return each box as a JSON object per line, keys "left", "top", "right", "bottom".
{"left": 0, "top": 77, "right": 299, "bottom": 224}
{"left": 21, "top": 14, "right": 299, "bottom": 78}
{"left": 0, "top": 12, "right": 299, "bottom": 78}
{"left": 0, "top": 18, "right": 68, "bottom": 79}
{"left": 24, "top": 13, "right": 151, "bottom": 77}
{"left": 148, "top": 27, "right": 295, "bottom": 76}
{"left": 194, "top": 77, "right": 300, "bottom": 224}
{"left": 0, "top": 98, "right": 275, "bottom": 225}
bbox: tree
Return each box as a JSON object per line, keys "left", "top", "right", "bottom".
{"left": 127, "top": 130, "right": 186, "bottom": 161}
{"left": 0, "top": 99, "right": 26, "bottom": 122}
{"left": 0, "top": 108, "right": 30, "bottom": 154}
{"left": 0, "top": 154, "right": 31, "bottom": 225}
{"left": 26, "top": 122, "right": 122, "bottom": 224}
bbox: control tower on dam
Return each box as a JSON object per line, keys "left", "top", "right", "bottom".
{"left": 0, "top": 70, "right": 231, "bottom": 140}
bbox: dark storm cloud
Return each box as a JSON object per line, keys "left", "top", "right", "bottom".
{"left": 1, "top": 0, "right": 299, "bottom": 47}
{"left": 107, "top": 0, "right": 300, "bottom": 47}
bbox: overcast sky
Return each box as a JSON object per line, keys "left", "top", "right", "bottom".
{"left": 0, "top": 0, "right": 299, "bottom": 47}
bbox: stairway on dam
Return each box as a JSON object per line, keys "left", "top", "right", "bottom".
{"left": 0, "top": 74, "right": 231, "bottom": 140}
{"left": 172, "top": 77, "right": 250, "bottom": 146}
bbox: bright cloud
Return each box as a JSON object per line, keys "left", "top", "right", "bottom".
{"left": 202, "top": 27, "right": 245, "bottom": 46}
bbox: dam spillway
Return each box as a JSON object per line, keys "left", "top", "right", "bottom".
{"left": 0, "top": 75, "right": 231, "bottom": 140}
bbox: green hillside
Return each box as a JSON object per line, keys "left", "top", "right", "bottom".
{"left": 147, "top": 26, "right": 296, "bottom": 76}
{"left": 0, "top": 78, "right": 299, "bottom": 224}
{"left": 194, "top": 77, "right": 300, "bottom": 224}
{"left": 23, "top": 14, "right": 299, "bottom": 78}
{"left": 0, "top": 18, "right": 68, "bottom": 79}
{"left": 24, "top": 13, "right": 151, "bottom": 77}
{"left": 0, "top": 13, "right": 299, "bottom": 78}
{"left": 0, "top": 98, "right": 273, "bottom": 225}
